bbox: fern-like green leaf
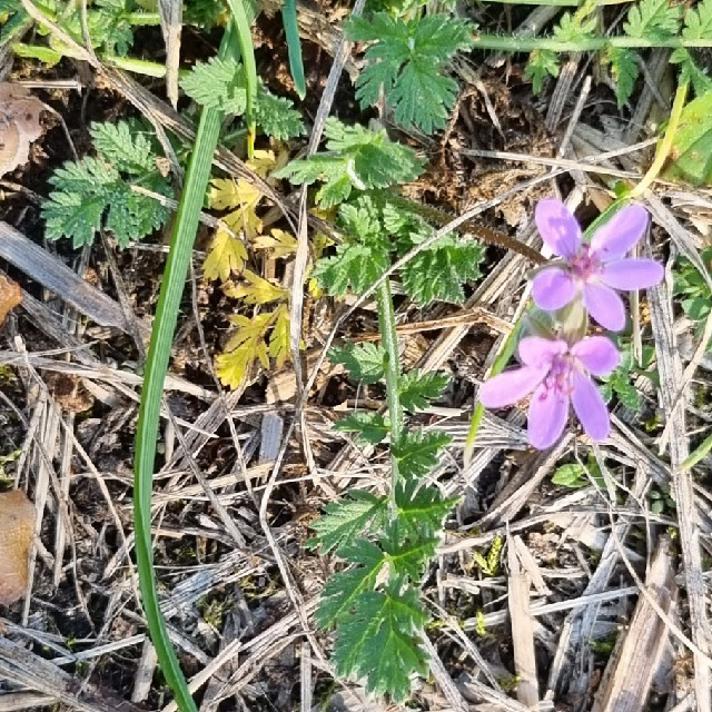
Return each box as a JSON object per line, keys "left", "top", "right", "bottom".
{"left": 334, "top": 411, "right": 390, "bottom": 444}
{"left": 393, "top": 430, "right": 451, "bottom": 479}
{"left": 90, "top": 121, "right": 157, "bottom": 175}
{"left": 525, "top": 49, "right": 560, "bottom": 94}
{"left": 275, "top": 119, "right": 423, "bottom": 207}
{"left": 309, "top": 491, "right": 388, "bottom": 554}
{"left": 395, "top": 481, "right": 457, "bottom": 539}
{"left": 332, "top": 583, "right": 428, "bottom": 702}
{"left": 401, "top": 237, "right": 483, "bottom": 305}
{"left": 254, "top": 89, "right": 305, "bottom": 139}
{"left": 604, "top": 47, "right": 639, "bottom": 107}
{"left": 180, "top": 56, "right": 247, "bottom": 114}
{"left": 624, "top": 0, "right": 682, "bottom": 40}
{"left": 346, "top": 13, "right": 472, "bottom": 134}
{"left": 398, "top": 370, "right": 449, "bottom": 411}
{"left": 330, "top": 342, "right": 386, "bottom": 384}
{"left": 42, "top": 121, "right": 171, "bottom": 248}
{"left": 316, "top": 540, "right": 386, "bottom": 628}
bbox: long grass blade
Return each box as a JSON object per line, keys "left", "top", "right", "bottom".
{"left": 281, "top": 0, "right": 306, "bottom": 99}
{"left": 133, "top": 25, "right": 237, "bottom": 712}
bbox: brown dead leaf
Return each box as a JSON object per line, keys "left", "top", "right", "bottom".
{"left": 0, "top": 274, "right": 21, "bottom": 325}
{"left": 45, "top": 372, "right": 94, "bottom": 413}
{"left": 0, "top": 83, "right": 44, "bottom": 178}
{"left": 0, "top": 489, "right": 35, "bottom": 605}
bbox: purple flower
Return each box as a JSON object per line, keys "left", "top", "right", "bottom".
{"left": 532, "top": 199, "right": 664, "bottom": 331}
{"left": 479, "top": 335, "right": 619, "bottom": 450}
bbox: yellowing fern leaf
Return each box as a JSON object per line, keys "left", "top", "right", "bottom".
{"left": 253, "top": 228, "right": 298, "bottom": 258}
{"left": 203, "top": 228, "right": 248, "bottom": 282}
{"left": 224, "top": 270, "right": 288, "bottom": 305}
{"left": 209, "top": 177, "right": 263, "bottom": 240}
{"left": 268, "top": 303, "right": 291, "bottom": 367}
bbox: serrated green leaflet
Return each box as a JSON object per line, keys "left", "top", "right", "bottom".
{"left": 401, "top": 237, "right": 483, "bottom": 305}
{"left": 316, "top": 540, "right": 386, "bottom": 628}
{"left": 346, "top": 13, "right": 472, "bottom": 134}
{"left": 393, "top": 430, "right": 450, "bottom": 479}
{"left": 309, "top": 491, "right": 388, "bottom": 554}
{"left": 334, "top": 411, "right": 390, "bottom": 444}
{"left": 395, "top": 481, "right": 457, "bottom": 538}
{"left": 329, "top": 342, "right": 386, "bottom": 384}
{"left": 42, "top": 125, "right": 171, "bottom": 248}
{"left": 332, "top": 584, "right": 428, "bottom": 702}
{"left": 398, "top": 370, "right": 449, "bottom": 411}
{"left": 274, "top": 119, "right": 424, "bottom": 207}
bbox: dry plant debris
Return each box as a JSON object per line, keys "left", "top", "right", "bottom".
{"left": 0, "top": 0, "right": 711, "bottom": 710}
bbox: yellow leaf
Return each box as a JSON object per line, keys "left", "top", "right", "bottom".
{"left": 225, "top": 270, "right": 287, "bottom": 305}
{"left": 216, "top": 342, "right": 267, "bottom": 389}
{"left": 253, "top": 228, "right": 298, "bottom": 259}
{"left": 203, "top": 228, "right": 248, "bottom": 282}
{"left": 209, "top": 177, "right": 263, "bottom": 240}
{"left": 247, "top": 149, "right": 277, "bottom": 177}
{"left": 269, "top": 303, "right": 291, "bottom": 368}
{"left": 223, "top": 312, "right": 274, "bottom": 352}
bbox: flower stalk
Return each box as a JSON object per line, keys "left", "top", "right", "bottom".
{"left": 375, "top": 279, "right": 403, "bottom": 505}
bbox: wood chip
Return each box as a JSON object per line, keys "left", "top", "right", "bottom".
{"left": 0, "top": 274, "right": 21, "bottom": 326}
{"left": 0, "top": 83, "right": 44, "bottom": 177}
{"left": 0, "top": 489, "right": 34, "bottom": 605}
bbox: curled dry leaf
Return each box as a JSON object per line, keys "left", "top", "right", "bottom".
{"left": 0, "top": 83, "right": 44, "bottom": 178}
{"left": 0, "top": 489, "right": 35, "bottom": 605}
{"left": 0, "top": 274, "right": 22, "bottom": 325}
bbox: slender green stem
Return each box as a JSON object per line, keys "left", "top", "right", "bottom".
{"left": 125, "top": 11, "right": 161, "bottom": 25}
{"left": 133, "top": 26, "right": 237, "bottom": 712}
{"left": 471, "top": 34, "right": 712, "bottom": 52}
{"left": 224, "top": 0, "right": 257, "bottom": 157}
{"left": 376, "top": 280, "right": 403, "bottom": 503}
{"left": 463, "top": 318, "right": 522, "bottom": 466}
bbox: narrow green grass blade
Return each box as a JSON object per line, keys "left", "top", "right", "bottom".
{"left": 281, "top": 0, "right": 306, "bottom": 99}
{"left": 133, "top": 26, "right": 236, "bottom": 712}
{"left": 678, "top": 432, "right": 712, "bottom": 473}
{"left": 224, "top": 0, "right": 257, "bottom": 155}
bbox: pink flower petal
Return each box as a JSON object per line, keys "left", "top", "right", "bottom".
{"left": 535, "top": 199, "right": 581, "bottom": 259}
{"left": 571, "top": 336, "right": 620, "bottom": 376}
{"left": 571, "top": 371, "right": 610, "bottom": 441}
{"left": 600, "top": 258, "right": 664, "bottom": 290}
{"left": 532, "top": 267, "right": 576, "bottom": 311}
{"left": 479, "top": 366, "right": 547, "bottom": 409}
{"left": 518, "top": 336, "right": 567, "bottom": 369}
{"left": 527, "top": 383, "right": 568, "bottom": 449}
{"left": 590, "top": 204, "right": 649, "bottom": 262}
{"left": 583, "top": 282, "right": 626, "bottom": 331}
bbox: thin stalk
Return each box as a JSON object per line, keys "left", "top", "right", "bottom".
{"left": 463, "top": 318, "right": 522, "bottom": 466}
{"left": 628, "top": 79, "right": 688, "bottom": 198}
{"left": 133, "top": 25, "right": 237, "bottom": 712}
{"left": 125, "top": 11, "right": 162, "bottom": 25}
{"left": 224, "top": 0, "right": 257, "bottom": 157}
{"left": 470, "top": 34, "right": 712, "bottom": 52}
{"left": 376, "top": 280, "right": 403, "bottom": 506}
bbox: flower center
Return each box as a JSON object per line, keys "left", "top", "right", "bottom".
{"left": 569, "top": 245, "right": 601, "bottom": 281}
{"left": 541, "top": 353, "right": 574, "bottom": 398}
